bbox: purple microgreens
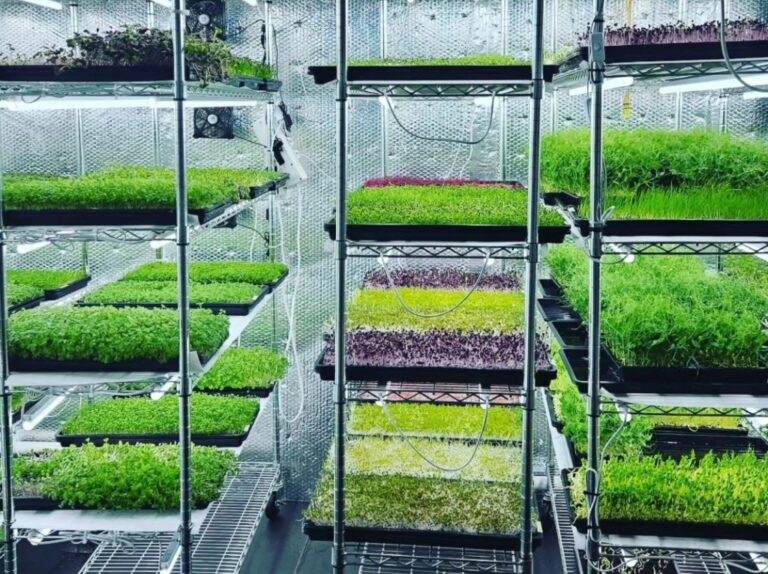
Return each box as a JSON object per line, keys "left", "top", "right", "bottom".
{"left": 323, "top": 330, "right": 553, "bottom": 371}
{"left": 579, "top": 19, "right": 768, "bottom": 47}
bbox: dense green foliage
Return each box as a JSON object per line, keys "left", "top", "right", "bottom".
{"left": 546, "top": 245, "right": 768, "bottom": 368}
{"left": 196, "top": 347, "right": 287, "bottom": 392}
{"left": 306, "top": 472, "right": 523, "bottom": 534}
{"left": 346, "top": 185, "right": 563, "bottom": 226}
{"left": 21, "top": 444, "right": 237, "bottom": 510}
{"left": 61, "top": 394, "right": 258, "bottom": 436}
{"left": 8, "top": 283, "right": 43, "bottom": 307}
{"left": 570, "top": 452, "right": 768, "bottom": 527}
{"left": 540, "top": 129, "right": 768, "bottom": 220}
{"left": 9, "top": 307, "right": 229, "bottom": 363}
{"left": 347, "top": 288, "right": 525, "bottom": 333}
{"left": 123, "top": 261, "right": 287, "bottom": 285}
{"left": 350, "top": 403, "right": 523, "bottom": 441}
{"left": 346, "top": 437, "right": 520, "bottom": 482}
{"left": 82, "top": 281, "right": 264, "bottom": 306}
{"left": 8, "top": 269, "right": 88, "bottom": 292}
{"left": 351, "top": 55, "right": 528, "bottom": 66}
{"left": 5, "top": 167, "right": 276, "bottom": 211}
{"left": 724, "top": 256, "right": 768, "bottom": 295}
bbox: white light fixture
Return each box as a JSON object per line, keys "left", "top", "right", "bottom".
{"left": 20, "top": 0, "right": 63, "bottom": 9}
{"left": 569, "top": 77, "right": 633, "bottom": 96}
{"left": 150, "top": 379, "right": 176, "bottom": 401}
{"left": 659, "top": 73, "right": 768, "bottom": 94}
{"left": 743, "top": 91, "right": 768, "bottom": 100}
{"left": 22, "top": 395, "right": 67, "bottom": 431}
{"left": 0, "top": 97, "right": 265, "bottom": 112}
{"left": 240, "top": 0, "right": 259, "bottom": 5}
{"left": 16, "top": 240, "right": 51, "bottom": 255}
{"left": 150, "top": 0, "right": 172, "bottom": 7}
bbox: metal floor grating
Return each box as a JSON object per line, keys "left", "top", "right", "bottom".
{"left": 78, "top": 462, "right": 279, "bottom": 574}
{"left": 353, "top": 543, "right": 522, "bottom": 574}
{"left": 675, "top": 555, "right": 729, "bottom": 574}
{"left": 548, "top": 465, "right": 582, "bottom": 574}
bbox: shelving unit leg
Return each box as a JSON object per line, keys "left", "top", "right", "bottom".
{"left": 586, "top": 1, "right": 606, "bottom": 573}
{"left": 0, "top": 240, "right": 16, "bottom": 574}
{"left": 333, "top": 1, "right": 349, "bottom": 572}
{"left": 171, "top": 1, "right": 193, "bottom": 572}
{"left": 520, "top": 0, "right": 545, "bottom": 572}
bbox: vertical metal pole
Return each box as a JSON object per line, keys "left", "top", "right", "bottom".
{"left": 272, "top": 382, "right": 281, "bottom": 466}
{"left": 171, "top": 1, "right": 192, "bottom": 573}
{"left": 265, "top": 0, "right": 274, "bottom": 67}
{"left": 586, "top": 1, "right": 605, "bottom": 573}
{"left": 333, "top": 0, "right": 349, "bottom": 571}
{"left": 499, "top": 0, "right": 509, "bottom": 182}
{"left": 379, "top": 0, "right": 388, "bottom": 176}
{"left": 149, "top": 0, "right": 162, "bottom": 168}
{"left": 147, "top": 0, "right": 156, "bottom": 27}
{"left": 0, "top": 115, "right": 16, "bottom": 574}
{"left": 719, "top": 93, "right": 729, "bottom": 134}
{"left": 519, "top": 0, "right": 544, "bottom": 571}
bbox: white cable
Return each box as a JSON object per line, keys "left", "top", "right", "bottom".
{"left": 384, "top": 93, "right": 497, "bottom": 145}
{"left": 380, "top": 397, "right": 490, "bottom": 473}
{"left": 718, "top": 0, "right": 768, "bottom": 93}
{"left": 378, "top": 252, "right": 491, "bottom": 318}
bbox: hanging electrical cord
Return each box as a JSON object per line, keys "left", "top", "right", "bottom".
{"left": 276, "top": 188, "right": 306, "bottom": 424}
{"left": 380, "top": 396, "right": 490, "bottom": 473}
{"left": 383, "top": 92, "right": 497, "bottom": 145}
{"left": 719, "top": 0, "right": 768, "bottom": 93}
{"left": 377, "top": 251, "right": 492, "bottom": 318}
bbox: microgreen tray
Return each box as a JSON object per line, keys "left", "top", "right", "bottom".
{"left": 9, "top": 295, "right": 44, "bottom": 315}
{"left": 324, "top": 221, "right": 571, "bottom": 243}
{"left": 314, "top": 352, "right": 557, "bottom": 387}
{"left": 76, "top": 286, "right": 270, "bottom": 316}
{"left": 42, "top": 276, "right": 92, "bottom": 300}
{"left": 303, "top": 520, "right": 539, "bottom": 550}
{"left": 573, "top": 516, "right": 768, "bottom": 543}
{"left": 551, "top": 193, "right": 768, "bottom": 239}
{"left": 646, "top": 427, "right": 768, "bottom": 459}
{"left": 5, "top": 202, "right": 234, "bottom": 227}
{"left": 308, "top": 64, "right": 559, "bottom": 85}
{"left": 559, "top": 347, "right": 768, "bottom": 396}
{"left": 0, "top": 65, "right": 282, "bottom": 92}
{"left": 9, "top": 353, "right": 215, "bottom": 374}
{"left": 55, "top": 429, "right": 251, "bottom": 448}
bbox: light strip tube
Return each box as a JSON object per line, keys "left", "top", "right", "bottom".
{"left": 16, "top": 240, "right": 51, "bottom": 255}
{"left": 0, "top": 97, "right": 265, "bottom": 111}
{"left": 743, "top": 91, "right": 768, "bottom": 100}
{"left": 569, "top": 76, "right": 634, "bottom": 96}
{"left": 21, "top": 394, "right": 67, "bottom": 431}
{"left": 240, "top": 0, "right": 259, "bottom": 5}
{"left": 20, "top": 0, "right": 63, "bottom": 9}
{"left": 151, "top": 0, "right": 172, "bottom": 6}
{"left": 659, "top": 73, "right": 768, "bottom": 94}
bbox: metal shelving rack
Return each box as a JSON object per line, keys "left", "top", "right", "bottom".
{"left": 0, "top": 2, "right": 285, "bottom": 573}
{"left": 331, "top": 0, "right": 546, "bottom": 572}
{"left": 549, "top": 2, "right": 768, "bottom": 573}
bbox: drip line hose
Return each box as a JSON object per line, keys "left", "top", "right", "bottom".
{"left": 719, "top": 0, "right": 768, "bottom": 93}
{"left": 276, "top": 189, "right": 305, "bottom": 425}
{"left": 380, "top": 397, "right": 490, "bottom": 473}
{"left": 383, "top": 93, "right": 497, "bottom": 145}
{"left": 377, "top": 252, "right": 491, "bottom": 318}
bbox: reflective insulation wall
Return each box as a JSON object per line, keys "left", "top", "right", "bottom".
{"left": 1, "top": 0, "right": 767, "bottom": 501}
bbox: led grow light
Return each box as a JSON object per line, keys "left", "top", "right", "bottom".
{"left": 568, "top": 77, "right": 634, "bottom": 96}
{"left": 22, "top": 394, "right": 67, "bottom": 431}
{"left": 659, "top": 73, "right": 768, "bottom": 94}
{"left": 743, "top": 91, "right": 768, "bottom": 100}
{"left": 16, "top": 241, "right": 50, "bottom": 255}
{"left": 150, "top": 0, "right": 172, "bottom": 6}
{"left": 0, "top": 97, "right": 266, "bottom": 111}
{"left": 20, "top": 0, "right": 62, "bottom": 9}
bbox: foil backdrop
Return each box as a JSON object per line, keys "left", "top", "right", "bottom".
{"left": 0, "top": 0, "right": 766, "bottom": 500}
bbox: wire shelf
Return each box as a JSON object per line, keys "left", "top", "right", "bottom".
{"left": 346, "top": 381, "right": 526, "bottom": 406}
{"left": 347, "top": 242, "right": 527, "bottom": 260}
{"left": 348, "top": 83, "right": 533, "bottom": 99}
{"left": 547, "top": 465, "right": 582, "bottom": 574}
{"left": 351, "top": 543, "right": 522, "bottom": 573}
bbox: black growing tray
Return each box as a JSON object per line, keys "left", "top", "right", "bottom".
{"left": 9, "top": 295, "right": 44, "bottom": 315}
{"left": 536, "top": 298, "right": 581, "bottom": 323}
{"left": 0, "top": 65, "right": 282, "bottom": 92}
{"left": 9, "top": 496, "right": 59, "bottom": 511}
{"left": 564, "top": 41, "right": 768, "bottom": 69}
{"left": 43, "top": 276, "right": 92, "bottom": 300}
{"left": 314, "top": 352, "right": 557, "bottom": 387}
{"left": 324, "top": 221, "right": 570, "bottom": 244}
{"left": 76, "top": 287, "right": 269, "bottom": 316}
{"left": 195, "top": 386, "right": 275, "bottom": 398}
{"left": 251, "top": 174, "right": 290, "bottom": 200}
{"left": 303, "top": 521, "right": 537, "bottom": 550}
{"left": 308, "top": 64, "right": 558, "bottom": 85}
{"left": 9, "top": 353, "right": 213, "bottom": 373}
{"left": 551, "top": 192, "right": 768, "bottom": 239}
{"left": 573, "top": 516, "right": 768, "bottom": 543}
{"left": 55, "top": 428, "right": 251, "bottom": 448}
{"left": 646, "top": 427, "right": 768, "bottom": 459}
{"left": 5, "top": 202, "right": 233, "bottom": 227}
{"left": 538, "top": 278, "right": 564, "bottom": 299}
{"left": 560, "top": 347, "right": 768, "bottom": 396}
